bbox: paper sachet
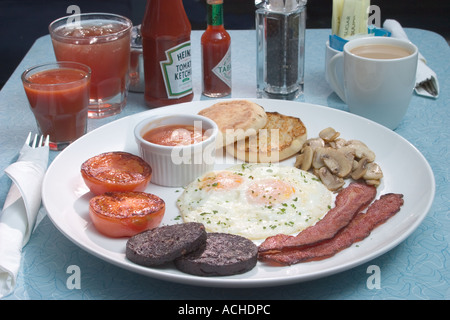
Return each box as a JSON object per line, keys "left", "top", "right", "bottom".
{"left": 332, "top": 0, "right": 370, "bottom": 39}
{"left": 330, "top": 0, "right": 391, "bottom": 51}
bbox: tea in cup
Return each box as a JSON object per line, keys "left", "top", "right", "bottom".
{"left": 327, "top": 37, "right": 418, "bottom": 130}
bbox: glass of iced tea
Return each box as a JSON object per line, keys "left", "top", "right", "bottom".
{"left": 49, "top": 13, "right": 132, "bottom": 118}
{"left": 21, "top": 62, "right": 91, "bottom": 151}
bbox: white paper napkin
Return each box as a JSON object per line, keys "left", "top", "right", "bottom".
{"left": 383, "top": 19, "right": 440, "bottom": 99}
{"left": 0, "top": 136, "right": 49, "bottom": 298}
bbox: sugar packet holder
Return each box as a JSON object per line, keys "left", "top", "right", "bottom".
{"left": 329, "top": 26, "right": 392, "bottom": 52}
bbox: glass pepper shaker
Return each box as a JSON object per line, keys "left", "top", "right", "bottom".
{"left": 256, "top": 0, "right": 307, "bottom": 100}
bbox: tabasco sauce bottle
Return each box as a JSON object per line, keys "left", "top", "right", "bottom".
{"left": 141, "top": 0, "right": 194, "bottom": 108}
{"left": 201, "top": 0, "right": 232, "bottom": 97}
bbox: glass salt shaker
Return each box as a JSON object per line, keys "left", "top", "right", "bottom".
{"left": 256, "top": 0, "right": 307, "bottom": 100}
{"left": 129, "top": 25, "right": 144, "bottom": 93}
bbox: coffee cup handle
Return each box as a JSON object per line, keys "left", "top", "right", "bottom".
{"left": 327, "top": 52, "right": 346, "bottom": 102}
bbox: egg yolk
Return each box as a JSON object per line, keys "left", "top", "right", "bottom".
{"left": 246, "top": 179, "right": 295, "bottom": 205}
{"left": 199, "top": 171, "right": 244, "bottom": 191}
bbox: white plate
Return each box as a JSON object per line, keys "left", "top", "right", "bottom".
{"left": 42, "top": 99, "right": 435, "bottom": 288}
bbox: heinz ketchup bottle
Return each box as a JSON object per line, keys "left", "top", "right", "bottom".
{"left": 201, "top": 0, "right": 231, "bottom": 97}
{"left": 141, "top": 0, "right": 194, "bottom": 108}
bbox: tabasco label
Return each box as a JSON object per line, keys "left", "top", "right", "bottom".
{"left": 212, "top": 45, "right": 231, "bottom": 88}
{"left": 160, "top": 41, "right": 193, "bottom": 99}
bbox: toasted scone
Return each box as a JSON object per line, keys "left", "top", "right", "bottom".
{"left": 228, "top": 111, "right": 307, "bottom": 163}
{"left": 198, "top": 100, "right": 268, "bottom": 148}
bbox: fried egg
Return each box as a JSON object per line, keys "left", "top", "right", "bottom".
{"left": 177, "top": 163, "right": 334, "bottom": 240}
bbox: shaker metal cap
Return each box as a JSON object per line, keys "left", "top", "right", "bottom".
{"left": 255, "top": 0, "right": 307, "bottom": 12}
{"left": 131, "top": 24, "right": 142, "bottom": 48}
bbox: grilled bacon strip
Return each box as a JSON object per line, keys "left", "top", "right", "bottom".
{"left": 258, "top": 193, "right": 404, "bottom": 266}
{"left": 258, "top": 182, "right": 377, "bottom": 254}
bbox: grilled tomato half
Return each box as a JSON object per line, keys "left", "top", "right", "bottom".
{"left": 89, "top": 191, "right": 165, "bottom": 237}
{"left": 81, "top": 151, "right": 152, "bottom": 195}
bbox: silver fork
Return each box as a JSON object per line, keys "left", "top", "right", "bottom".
{"left": 25, "top": 132, "right": 50, "bottom": 148}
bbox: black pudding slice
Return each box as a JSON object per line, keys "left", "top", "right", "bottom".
{"left": 174, "top": 233, "right": 258, "bottom": 276}
{"left": 126, "top": 222, "right": 206, "bottom": 267}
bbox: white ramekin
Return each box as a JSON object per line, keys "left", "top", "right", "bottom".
{"left": 134, "top": 114, "right": 218, "bottom": 187}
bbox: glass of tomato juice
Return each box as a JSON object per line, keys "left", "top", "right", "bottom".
{"left": 49, "top": 13, "right": 132, "bottom": 118}
{"left": 21, "top": 62, "right": 91, "bottom": 151}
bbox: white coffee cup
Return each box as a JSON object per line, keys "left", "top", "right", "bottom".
{"left": 327, "top": 37, "right": 418, "bottom": 130}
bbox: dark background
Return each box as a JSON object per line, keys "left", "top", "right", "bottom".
{"left": 1, "top": 0, "right": 449, "bottom": 89}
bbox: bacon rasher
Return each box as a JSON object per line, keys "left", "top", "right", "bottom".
{"left": 258, "top": 182, "right": 377, "bottom": 254}
{"left": 258, "top": 193, "right": 404, "bottom": 266}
